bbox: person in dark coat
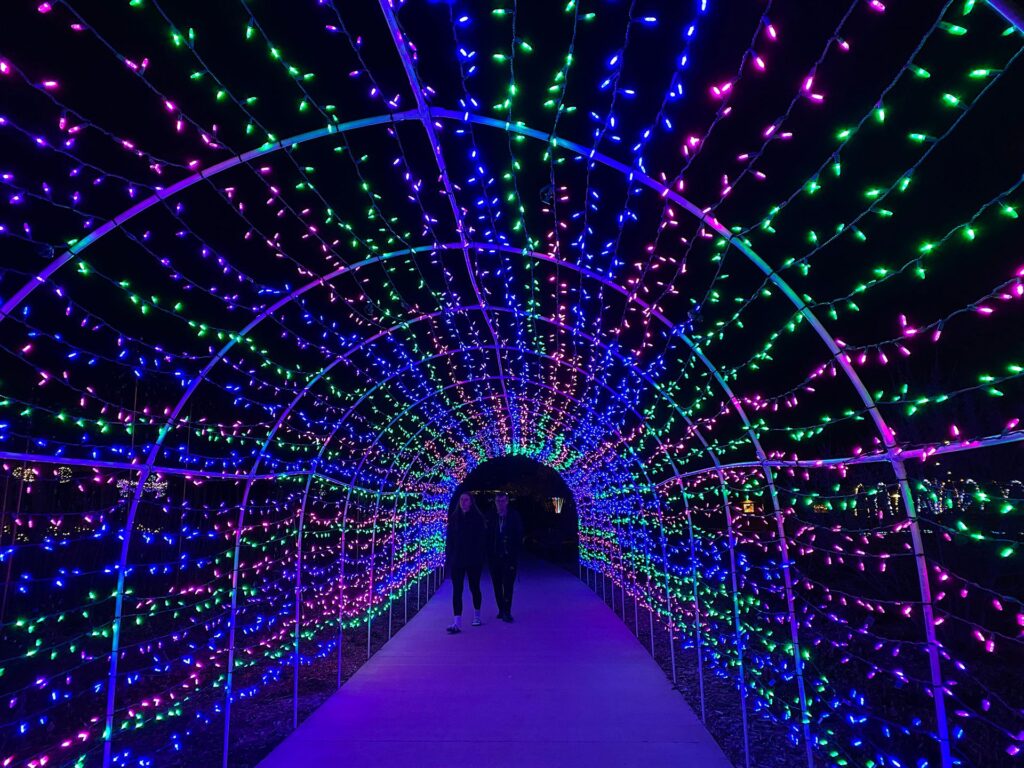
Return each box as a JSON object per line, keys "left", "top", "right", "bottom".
{"left": 445, "top": 492, "right": 488, "bottom": 634}
{"left": 488, "top": 493, "right": 523, "bottom": 622}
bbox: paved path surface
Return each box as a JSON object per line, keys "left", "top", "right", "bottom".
{"left": 258, "top": 559, "right": 732, "bottom": 768}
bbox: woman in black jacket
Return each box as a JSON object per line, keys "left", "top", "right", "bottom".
{"left": 445, "top": 492, "right": 488, "bottom": 634}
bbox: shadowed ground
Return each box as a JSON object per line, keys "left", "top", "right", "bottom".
{"left": 257, "top": 559, "right": 732, "bottom": 768}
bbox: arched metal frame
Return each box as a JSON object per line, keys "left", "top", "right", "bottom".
{"left": 212, "top": 311, "right": 713, "bottom": 760}
{"left": 291, "top": 308, "right": 763, "bottom": 766}
{"left": 1, "top": 101, "right": 956, "bottom": 767}
{"left": 224, "top": 321, "right": 750, "bottom": 765}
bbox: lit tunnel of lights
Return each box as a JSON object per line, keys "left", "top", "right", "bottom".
{"left": 0, "top": 0, "right": 1023, "bottom": 766}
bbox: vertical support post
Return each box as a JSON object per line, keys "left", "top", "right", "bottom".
{"left": 102, "top": 467, "right": 149, "bottom": 768}
{"left": 366, "top": 511, "right": 378, "bottom": 660}
{"left": 221, "top": 477, "right": 257, "bottom": 768}
{"left": 720, "top": 485, "right": 751, "bottom": 768}
{"left": 763, "top": 468, "right": 814, "bottom": 767}
{"left": 649, "top": 605, "right": 655, "bottom": 656}
{"left": 648, "top": 484, "right": 678, "bottom": 688}
{"left": 0, "top": 473, "right": 11, "bottom": 623}
{"left": 102, "top": 382, "right": 142, "bottom": 768}
{"left": 610, "top": 522, "right": 623, "bottom": 617}
{"left": 633, "top": 579, "right": 640, "bottom": 636}
{"left": 893, "top": 458, "right": 951, "bottom": 768}
{"left": 292, "top": 472, "right": 313, "bottom": 730}
{"left": 1, "top": 460, "right": 26, "bottom": 624}
{"left": 682, "top": 491, "right": 706, "bottom": 722}
{"left": 385, "top": 490, "right": 398, "bottom": 641}
{"left": 659, "top": 536, "right": 677, "bottom": 687}
{"left": 336, "top": 502, "right": 348, "bottom": 689}
{"left": 612, "top": 518, "right": 631, "bottom": 624}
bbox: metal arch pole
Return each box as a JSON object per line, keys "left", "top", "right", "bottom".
{"left": 0, "top": 112, "right": 420, "bottom": 326}
{"left": 387, "top": 483, "right": 399, "bottom": 641}
{"left": 680, "top": 338, "right": 815, "bottom": 767}
{"left": 292, "top": 469, "right": 314, "bottom": 730}
{"left": 221, "top": 343, "right": 389, "bottom": 768}
{"left": 675, "top": 419, "right": 752, "bottom": 768}
{"left": 388, "top": 454, "right": 444, "bottom": 630}
{"left": 681, "top": 488, "right": 707, "bottom": 722}
{"left": 334, "top": 443, "right": 380, "bottom": 667}
{"left": 336, "top": 494, "right": 348, "bottom": 689}
{"left": 764, "top": 466, "right": 815, "bottom": 766}
{"left": 221, "top": 477, "right": 256, "bottom": 768}
{"left": 365, "top": 461, "right": 403, "bottom": 655}
{"left": 648, "top": 477, "right": 679, "bottom": 688}
{"left": 607, "top": 449, "right": 679, "bottom": 685}
{"left": 717, "top": 476, "right": 751, "bottom": 768}
{"left": 100, "top": 465, "right": 147, "bottom": 768}
{"left": 633, "top": 557, "right": 640, "bottom": 635}
{"left": 365, "top": 493, "right": 379, "bottom": 660}
{"left": 893, "top": 457, "right": 951, "bottom": 767}
{"left": 376, "top": 0, "right": 516, "bottom": 447}
{"left": 986, "top": 0, "right": 1024, "bottom": 31}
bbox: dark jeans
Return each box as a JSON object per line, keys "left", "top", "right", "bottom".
{"left": 450, "top": 563, "right": 483, "bottom": 616}
{"left": 490, "top": 557, "right": 518, "bottom": 615}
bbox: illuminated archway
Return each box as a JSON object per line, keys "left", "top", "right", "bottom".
{"left": 0, "top": 3, "right": 1021, "bottom": 768}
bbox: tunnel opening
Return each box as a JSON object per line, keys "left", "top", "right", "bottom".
{"left": 452, "top": 455, "right": 579, "bottom": 566}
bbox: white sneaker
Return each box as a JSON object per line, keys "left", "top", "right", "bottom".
{"left": 472, "top": 616, "right": 482, "bottom": 626}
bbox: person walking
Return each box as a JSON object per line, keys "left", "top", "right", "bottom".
{"left": 445, "top": 492, "right": 488, "bottom": 634}
{"left": 488, "top": 493, "right": 523, "bottom": 622}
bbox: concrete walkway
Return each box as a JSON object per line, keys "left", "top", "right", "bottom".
{"left": 257, "top": 559, "right": 732, "bottom": 768}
